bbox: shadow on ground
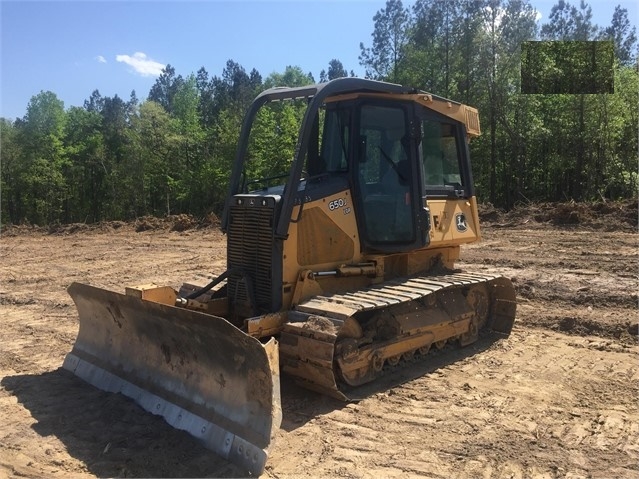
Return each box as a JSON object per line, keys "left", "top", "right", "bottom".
{"left": 2, "top": 332, "right": 505, "bottom": 477}
{"left": 1, "top": 369, "right": 246, "bottom": 478}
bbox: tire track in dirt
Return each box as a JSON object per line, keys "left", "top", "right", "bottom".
{"left": 1, "top": 222, "right": 637, "bottom": 478}
{"left": 0, "top": 306, "right": 74, "bottom": 375}
{"left": 461, "top": 228, "right": 638, "bottom": 346}
{"left": 268, "top": 327, "right": 638, "bottom": 478}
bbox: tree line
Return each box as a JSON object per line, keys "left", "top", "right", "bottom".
{"left": 359, "top": 0, "right": 638, "bottom": 207}
{"left": 1, "top": 0, "right": 637, "bottom": 226}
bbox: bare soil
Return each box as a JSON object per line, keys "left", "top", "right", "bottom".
{"left": 1, "top": 201, "right": 637, "bottom": 478}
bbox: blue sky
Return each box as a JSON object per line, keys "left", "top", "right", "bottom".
{"left": 1, "top": 0, "right": 637, "bottom": 121}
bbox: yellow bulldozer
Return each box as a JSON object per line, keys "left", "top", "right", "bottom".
{"left": 63, "top": 78, "right": 516, "bottom": 475}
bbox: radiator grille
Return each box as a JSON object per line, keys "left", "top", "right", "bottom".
{"left": 227, "top": 204, "right": 275, "bottom": 314}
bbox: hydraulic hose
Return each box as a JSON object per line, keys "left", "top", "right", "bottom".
{"left": 183, "top": 268, "right": 244, "bottom": 300}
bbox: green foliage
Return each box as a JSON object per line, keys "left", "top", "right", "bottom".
{"left": 522, "top": 41, "right": 614, "bottom": 94}
{"left": 263, "top": 66, "right": 314, "bottom": 89}
{"left": 603, "top": 6, "right": 637, "bottom": 66}
{"left": 1, "top": 1, "right": 637, "bottom": 225}
{"left": 148, "top": 65, "right": 184, "bottom": 115}
{"left": 244, "top": 100, "right": 307, "bottom": 186}
{"left": 362, "top": 0, "right": 638, "bottom": 208}
{"left": 327, "top": 59, "right": 348, "bottom": 80}
{"left": 1, "top": 118, "right": 23, "bottom": 223}
{"left": 359, "top": 0, "right": 410, "bottom": 82}
{"left": 319, "top": 59, "right": 351, "bottom": 83}
{"left": 64, "top": 106, "right": 106, "bottom": 222}
{"left": 11, "top": 91, "right": 70, "bottom": 224}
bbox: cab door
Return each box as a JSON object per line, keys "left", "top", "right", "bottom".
{"left": 417, "top": 108, "right": 480, "bottom": 245}
{"left": 354, "top": 102, "right": 429, "bottom": 253}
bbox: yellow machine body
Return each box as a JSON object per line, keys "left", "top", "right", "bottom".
{"left": 64, "top": 78, "right": 516, "bottom": 475}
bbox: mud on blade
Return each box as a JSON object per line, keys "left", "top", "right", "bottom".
{"left": 63, "top": 282, "right": 281, "bottom": 476}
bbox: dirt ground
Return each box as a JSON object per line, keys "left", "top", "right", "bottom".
{"left": 0, "top": 201, "right": 637, "bottom": 478}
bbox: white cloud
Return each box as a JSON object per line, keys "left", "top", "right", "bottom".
{"left": 96, "top": 55, "right": 107, "bottom": 64}
{"left": 115, "top": 52, "right": 165, "bottom": 77}
{"left": 534, "top": 9, "right": 542, "bottom": 22}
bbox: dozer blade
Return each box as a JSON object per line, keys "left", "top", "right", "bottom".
{"left": 63, "top": 282, "right": 281, "bottom": 476}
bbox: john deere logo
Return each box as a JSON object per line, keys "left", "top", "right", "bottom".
{"left": 455, "top": 213, "right": 468, "bottom": 232}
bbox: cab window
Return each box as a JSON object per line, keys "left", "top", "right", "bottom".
{"left": 356, "top": 104, "right": 414, "bottom": 244}
{"left": 316, "top": 107, "right": 350, "bottom": 175}
{"left": 421, "top": 120, "right": 463, "bottom": 188}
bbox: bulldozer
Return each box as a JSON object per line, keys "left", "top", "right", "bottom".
{"left": 63, "top": 78, "right": 516, "bottom": 475}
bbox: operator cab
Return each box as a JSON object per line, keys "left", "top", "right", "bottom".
{"left": 224, "top": 78, "right": 475, "bottom": 255}
{"left": 311, "top": 97, "right": 472, "bottom": 253}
